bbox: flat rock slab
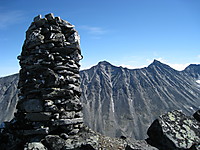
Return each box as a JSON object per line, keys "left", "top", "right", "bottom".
{"left": 51, "top": 118, "right": 83, "bottom": 126}
{"left": 21, "top": 127, "right": 49, "bottom": 135}
{"left": 147, "top": 110, "right": 200, "bottom": 149}
{"left": 25, "top": 112, "right": 52, "bottom": 121}
{"left": 20, "top": 99, "right": 43, "bottom": 112}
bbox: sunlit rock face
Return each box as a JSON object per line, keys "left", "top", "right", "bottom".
{"left": 147, "top": 110, "right": 200, "bottom": 149}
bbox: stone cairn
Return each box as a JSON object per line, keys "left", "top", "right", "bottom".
{"left": 17, "top": 13, "right": 83, "bottom": 137}
{"left": 0, "top": 13, "right": 87, "bottom": 150}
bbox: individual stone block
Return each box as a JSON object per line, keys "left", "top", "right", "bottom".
{"left": 49, "top": 25, "right": 61, "bottom": 33}
{"left": 51, "top": 47, "right": 75, "bottom": 55}
{"left": 60, "top": 133, "right": 69, "bottom": 139}
{"left": 67, "top": 84, "right": 81, "bottom": 93}
{"left": 26, "top": 29, "right": 44, "bottom": 43}
{"left": 61, "top": 20, "right": 75, "bottom": 28}
{"left": 54, "top": 65, "right": 69, "bottom": 70}
{"left": 34, "top": 15, "right": 42, "bottom": 22}
{"left": 22, "top": 127, "right": 49, "bottom": 135}
{"left": 44, "top": 104, "right": 59, "bottom": 112}
{"left": 63, "top": 99, "right": 82, "bottom": 111}
{"left": 35, "top": 18, "right": 47, "bottom": 27}
{"left": 44, "top": 100, "right": 54, "bottom": 106}
{"left": 45, "top": 33, "right": 65, "bottom": 43}
{"left": 55, "top": 16, "right": 62, "bottom": 23}
{"left": 25, "top": 112, "right": 52, "bottom": 121}
{"left": 20, "top": 99, "right": 43, "bottom": 112}
{"left": 59, "top": 111, "right": 75, "bottom": 119}
{"left": 51, "top": 118, "right": 83, "bottom": 126}
{"left": 68, "top": 129, "right": 79, "bottom": 135}
{"left": 75, "top": 111, "right": 83, "bottom": 118}
{"left": 42, "top": 88, "right": 74, "bottom": 99}
{"left": 45, "top": 13, "right": 55, "bottom": 21}
{"left": 68, "top": 31, "right": 80, "bottom": 44}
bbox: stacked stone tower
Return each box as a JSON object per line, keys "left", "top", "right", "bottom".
{"left": 0, "top": 13, "right": 89, "bottom": 149}
{"left": 17, "top": 13, "right": 83, "bottom": 137}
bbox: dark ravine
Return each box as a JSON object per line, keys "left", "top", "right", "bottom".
{"left": 0, "top": 60, "right": 200, "bottom": 140}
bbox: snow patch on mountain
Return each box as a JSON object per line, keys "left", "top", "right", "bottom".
{"left": 196, "top": 80, "right": 200, "bottom": 84}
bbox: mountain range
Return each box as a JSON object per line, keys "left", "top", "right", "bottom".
{"left": 0, "top": 60, "right": 200, "bottom": 140}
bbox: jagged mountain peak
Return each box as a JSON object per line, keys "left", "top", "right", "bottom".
{"left": 152, "top": 59, "right": 162, "bottom": 64}
{"left": 97, "top": 60, "right": 112, "bottom": 65}
{"left": 96, "top": 59, "right": 174, "bottom": 71}
{"left": 184, "top": 64, "right": 200, "bottom": 71}
{"left": 149, "top": 59, "right": 166, "bottom": 66}
{"left": 97, "top": 61, "right": 115, "bottom": 69}
{"left": 184, "top": 64, "right": 200, "bottom": 79}
{"left": 148, "top": 59, "right": 175, "bottom": 71}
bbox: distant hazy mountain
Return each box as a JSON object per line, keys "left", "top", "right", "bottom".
{"left": 0, "top": 60, "right": 200, "bottom": 140}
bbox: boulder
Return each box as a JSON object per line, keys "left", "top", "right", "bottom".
{"left": 147, "top": 110, "right": 200, "bottom": 149}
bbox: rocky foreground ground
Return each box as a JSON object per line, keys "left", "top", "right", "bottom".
{"left": 0, "top": 109, "right": 199, "bottom": 149}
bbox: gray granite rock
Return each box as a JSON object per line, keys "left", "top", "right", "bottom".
{"left": 45, "top": 13, "right": 55, "bottom": 21}
{"left": 22, "top": 127, "right": 49, "bottom": 135}
{"left": 147, "top": 110, "right": 200, "bottom": 149}
{"left": 35, "top": 18, "right": 46, "bottom": 27}
{"left": 34, "top": 15, "right": 42, "bottom": 22}
{"left": 24, "top": 142, "right": 47, "bottom": 150}
{"left": 51, "top": 118, "right": 83, "bottom": 126}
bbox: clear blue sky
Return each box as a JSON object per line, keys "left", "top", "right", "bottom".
{"left": 0, "top": 0, "right": 200, "bottom": 77}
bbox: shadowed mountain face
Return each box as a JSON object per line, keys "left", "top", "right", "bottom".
{"left": 0, "top": 60, "right": 200, "bottom": 140}
{"left": 0, "top": 74, "right": 19, "bottom": 123}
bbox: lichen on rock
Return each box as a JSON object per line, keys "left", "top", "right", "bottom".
{"left": 147, "top": 110, "right": 200, "bottom": 149}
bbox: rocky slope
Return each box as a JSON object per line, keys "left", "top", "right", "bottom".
{"left": 80, "top": 60, "right": 200, "bottom": 140}
{"left": 0, "top": 60, "right": 200, "bottom": 140}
